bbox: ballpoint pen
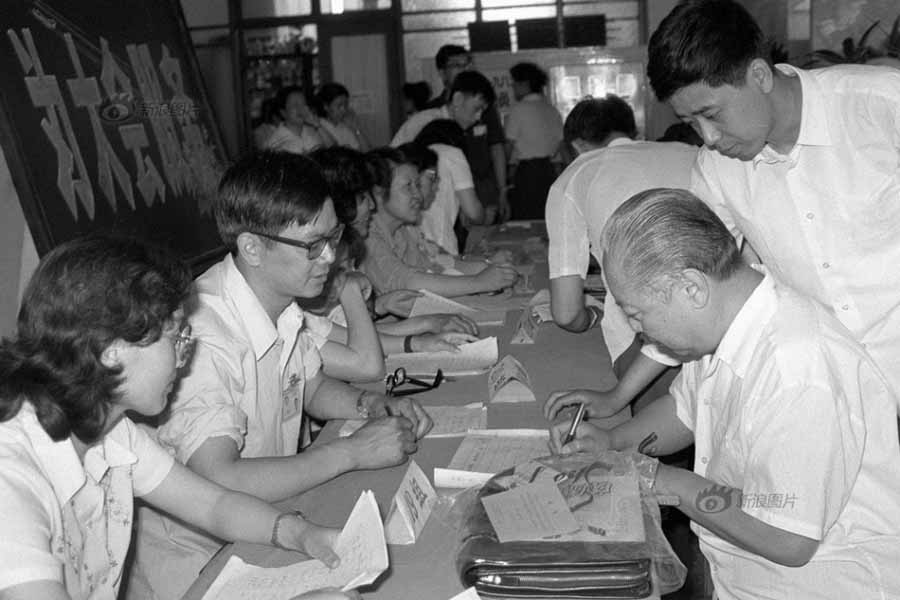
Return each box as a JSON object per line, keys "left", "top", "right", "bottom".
{"left": 562, "top": 402, "right": 587, "bottom": 447}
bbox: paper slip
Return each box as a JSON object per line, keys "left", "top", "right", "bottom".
{"left": 409, "top": 290, "right": 507, "bottom": 326}
{"left": 338, "top": 403, "right": 487, "bottom": 438}
{"left": 201, "top": 491, "right": 387, "bottom": 600}
{"left": 385, "top": 336, "right": 498, "bottom": 377}
{"left": 482, "top": 479, "right": 580, "bottom": 543}
{"left": 511, "top": 290, "right": 553, "bottom": 344}
{"left": 385, "top": 461, "right": 438, "bottom": 545}
{"left": 553, "top": 469, "right": 646, "bottom": 543}
{"left": 488, "top": 355, "right": 535, "bottom": 403}
{"left": 434, "top": 430, "right": 551, "bottom": 488}
{"left": 449, "top": 587, "right": 484, "bottom": 600}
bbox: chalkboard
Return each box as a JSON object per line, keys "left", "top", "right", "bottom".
{"left": 0, "top": 0, "right": 228, "bottom": 267}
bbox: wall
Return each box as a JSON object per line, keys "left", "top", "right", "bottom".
{"left": 812, "top": 0, "right": 898, "bottom": 53}
{"left": 0, "top": 144, "right": 39, "bottom": 338}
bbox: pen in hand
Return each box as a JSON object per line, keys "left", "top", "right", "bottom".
{"left": 562, "top": 402, "right": 587, "bottom": 447}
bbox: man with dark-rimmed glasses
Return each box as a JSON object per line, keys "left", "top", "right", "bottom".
{"left": 128, "top": 151, "right": 432, "bottom": 600}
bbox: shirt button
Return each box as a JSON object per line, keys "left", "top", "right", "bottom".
{"left": 701, "top": 456, "right": 709, "bottom": 464}
{"left": 822, "top": 262, "right": 830, "bottom": 269}
{"left": 806, "top": 212, "right": 814, "bottom": 220}
{"left": 842, "top": 304, "right": 849, "bottom": 311}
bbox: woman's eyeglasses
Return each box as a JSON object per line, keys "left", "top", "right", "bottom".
{"left": 251, "top": 224, "right": 345, "bottom": 260}
{"left": 174, "top": 324, "right": 194, "bottom": 368}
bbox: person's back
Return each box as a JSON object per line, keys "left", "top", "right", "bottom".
{"left": 547, "top": 139, "right": 698, "bottom": 361}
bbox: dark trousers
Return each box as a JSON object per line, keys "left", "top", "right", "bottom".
{"left": 511, "top": 157, "right": 555, "bottom": 220}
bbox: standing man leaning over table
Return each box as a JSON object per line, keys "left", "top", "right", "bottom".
{"left": 587, "top": 0, "right": 900, "bottom": 412}
{"left": 127, "top": 152, "right": 432, "bottom": 600}
{"left": 544, "top": 96, "right": 697, "bottom": 419}
{"left": 408, "top": 44, "right": 510, "bottom": 223}
{"left": 554, "top": 188, "right": 900, "bottom": 600}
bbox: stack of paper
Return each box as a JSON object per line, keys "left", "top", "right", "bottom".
{"left": 434, "top": 429, "right": 551, "bottom": 488}
{"left": 409, "top": 290, "right": 507, "bottom": 327}
{"left": 385, "top": 336, "right": 499, "bottom": 377}
{"left": 201, "top": 491, "right": 387, "bottom": 600}
{"left": 339, "top": 403, "right": 487, "bottom": 438}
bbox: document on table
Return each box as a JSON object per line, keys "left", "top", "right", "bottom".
{"left": 385, "top": 336, "right": 498, "bottom": 377}
{"left": 201, "top": 490, "right": 387, "bottom": 600}
{"left": 481, "top": 479, "right": 580, "bottom": 543}
{"left": 434, "top": 429, "right": 551, "bottom": 488}
{"left": 339, "top": 403, "right": 487, "bottom": 438}
{"left": 409, "top": 290, "right": 507, "bottom": 326}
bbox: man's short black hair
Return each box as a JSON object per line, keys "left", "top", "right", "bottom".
{"left": 563, "top": 96, "right": 636, "bottom": 145}
{"left": 449, "top": 70, "right": 496, "bottom": 106}
{"left": 215, "top": 151, "right": 329, "bottom": 252}
{"left": 435, "top": 45, "right": 469, "bottom": 70}
{"left": 647, "top": 0, "right": 767, "bottom": 102}
{"left": 510, "top": 62, "right": 548, "bottom": 93}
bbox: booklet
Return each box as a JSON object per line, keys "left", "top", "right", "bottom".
{"left": 487, "top": 355, "right": 535, "bottom": 403}
{"left": 201, "top": 490, "right": 387, "bottom": 599}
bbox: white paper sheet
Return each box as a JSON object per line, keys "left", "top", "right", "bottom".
{"left": 385, "top": 336, "right": 498, "bottom": 377}
{"left": 409, "top": 290, "right": 507, "bottom": 326}
{"left": 201, "top": 490, "right": 387, "bottom": 600}
{"left": 448, "top": 587, "right": 484, "bottom": 600}
{"left": 384, "top": 460, "right": 437, "bottom": 545}
{"left": 434, "top": 430, "right": 552, "bottom": 488}
{"left": 481, "top": 479, "right": 580, "bottom": 542}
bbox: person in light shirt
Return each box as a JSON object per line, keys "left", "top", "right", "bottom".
{"left": 504, "top": 61, "right": 563, "bottom": 220}
{"left": 413, "top": 119, "right": 484, "bottom": 256}
{"left": 543, "top": 96, "right": 697, "bottom": 421}
{"left": 0, "top": 235, "right": 354, "bottom": 600}
{"left": 128, "top": 152, "right": 431, "bottom": 600}
{"left": 315, "top": 82, "right": 369, "bottom": 151}
{"left": 553, "top": 188, "right": 900, "bottom": 600}
{"left": 264, "top": 86, "right": 334, "bottom": 154}
{"left": 602, "top": 0, "right": 900, "bottom": 410}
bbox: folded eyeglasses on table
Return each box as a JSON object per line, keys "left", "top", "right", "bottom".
{"left": 385, "top": 367, "right": 444, "bottom": 397}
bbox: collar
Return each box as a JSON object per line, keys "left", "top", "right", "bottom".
{"left": 438, "top": 105, "right": 452, "bottom": 120}
{"left": 606, "top": 137, "right": 636, "bottom": 149}
{"left": 754, "top": 64, "right": 831, "bottom": 165}
{"left": 710, "top": 270, "right": 776, "bottom": 380}
{"left": 520, "top": 93, "right": 544, "bottom": 102}
{"left": 20, "top": 405, "right": 136, "bottom": 504}
{"left": 221, "top": 254, "right": 304, "bottom": 359}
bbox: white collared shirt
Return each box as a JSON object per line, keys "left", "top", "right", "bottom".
{"left": 504, "top": 93, "right": 564, "bottom": 160}
{"left": 670, "top": 273, "right": 900, "bottom": 600}
{"left": 691, "top": 63, "right": 900, "bottom": 399}
{"left": 131, "top": 254, "right": 323, "bottom": 600}
{"left": 0, "top": 405, "right": 173, "bottom": 599}
{"left": 420, "top": 143, "right": 474, "bottom": 256}
{"left": 545, "top": 138, "right": 697, "bottom": 361}
{"left": 263, "top": 123, "right": 323, "bottom": 154}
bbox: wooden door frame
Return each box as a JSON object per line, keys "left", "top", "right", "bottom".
{"left": 316, "top": 10, "right": 405, "bottom": 136}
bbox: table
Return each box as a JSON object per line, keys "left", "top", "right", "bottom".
{"left": 183, "top": 222, "right": 627, "bottom": 600}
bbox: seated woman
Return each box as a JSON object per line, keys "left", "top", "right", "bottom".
{"left": 264, "top": 85, "right": 336, "bottom": 154}
{"left": 0, "top": 235, "right": 352, "bottom": 600}
{"left": 305, "top": 146, "right": 479, "bottom": 382}
{"left": 361, "top": 145, "right": 518, "bottom": 298}
{"left": 414, "top": 119, "right": 484, "bottom": 256}
{"left": 315, "top": 83, "right": 369, "bottom": 151}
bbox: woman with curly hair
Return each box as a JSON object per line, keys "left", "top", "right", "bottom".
{"left": 0, "top": 235, "right": 353, "bottom": 600}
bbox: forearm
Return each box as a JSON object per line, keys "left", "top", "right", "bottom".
{"left": 306, "top": 375, "right": 367, "bottom": 420}
{"left": 607, "top": 394, "right": 694, "bottom": 456}
{"left": 457, "top": 189, "right": 485, "bottom": 224}
{"left": 612, "top": 353, "right": 671, "bottom": 406}
{"left": 207, "top": 442, "right": 357, "bottom": 502}
{"left": 658, "top": 465, "right": 818, "bottom": 567}
{"left": 376, "top": 317, "right": 433, "bottom": 337}
{"left": 491, "top": 143, "right": 507, "bottom": 192}
{"left": 319, "top": 288, "right": 384, "bottom": 381}
{"left": 550, "top": 275, "right": 591, "bottom": 332}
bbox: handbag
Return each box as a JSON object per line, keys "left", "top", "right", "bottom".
{"left": 455, "top": 452, "right": 685, "bottom": 598}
